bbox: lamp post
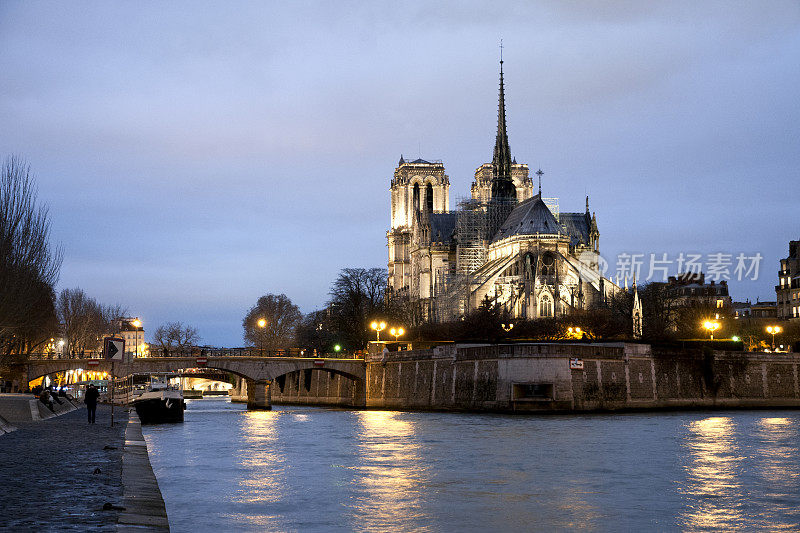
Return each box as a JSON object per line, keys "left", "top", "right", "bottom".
{"left": 389, "top": 327, "right": 405, "bottom": 342}
{"left": 501, "top": 323, "right": 514, "bottom": 333}
{"left": 131, "top": 319, "right": 142, "bottom": 358}
{"left": 257, "top": 318, "right": 267, "bottom": 355}
{"left": 370, "top": 321, "right": 386, "bottom": 341}
{"left": 703, "top": 320, "right": 720, "bottom": 340}
{"left": 766, "top": 325, "right": 782, "bottom": 351}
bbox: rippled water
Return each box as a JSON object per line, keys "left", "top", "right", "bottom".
{"left": 143, "top": 399, "right": 800, "bottom": 532}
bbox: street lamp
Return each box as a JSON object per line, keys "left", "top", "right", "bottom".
{"left": 257, "top": 318, "right": 267, "bottom": 355}
{"left": 389, "top": 327, "right": 405, "bottom": 341}
{"left": 766, "top": 325, "right": 782, "bottom": 351}
{"left": 370, "top": 321, "right": 386, "bottom": 341}
{"left": 131, "top": 319, "right": 142, "bottom": 358}
{"left": 501, "top": 323, "right": 514, "bottom": 333}
{"left": 703, "top": 320, "right": 720, "bottom": 340}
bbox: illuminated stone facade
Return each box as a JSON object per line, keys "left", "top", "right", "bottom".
{"left": 386, "top": 61, "right": 618, "bottom": 321}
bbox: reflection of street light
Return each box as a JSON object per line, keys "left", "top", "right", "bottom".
{"left": 766, "top": 325, "right": 782, "bottom": 351}
{"left": 257, "top": 318, "right": 267, "bottom": 354}
{"left": 389, "top": 327, "right": 405, "bottom": 341}
{"left": 131, "top": 319, "right": 142, "bottom": 358}
{"left": 370, "top": 321, "right": 386, "bottom": 341}
{"left": 703, "top": 321, "right": 720, "bottom": 340}
{"left": 501, "top": 323, "right": 514, "bottom": 333}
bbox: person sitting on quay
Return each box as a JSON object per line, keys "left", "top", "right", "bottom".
{"left": 38, "top": 389, "right": 54, "bottom": 411}
{"left": 84, "top": 384, "right": 100, "bottom": 424}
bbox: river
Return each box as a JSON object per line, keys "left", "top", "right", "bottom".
{"left": 142, "top": 398, "right": 800, "bottom": 532}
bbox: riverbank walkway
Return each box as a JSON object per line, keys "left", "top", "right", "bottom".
{"left": 0, "top": 404, "right": 127, "bottom": 531}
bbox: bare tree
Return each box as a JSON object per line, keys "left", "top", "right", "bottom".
{"left": 328, "top": 267, "right": 387, "bottom": 349}
{"left": 0, "top": 156, "right": 62, "bottom": 354}
{"left": 153, "top": 322, "right": 200, "bottom": 355}
{"left": 57, "top": 288, "right": 126, "bottom": 355}
{"left": 242, "top": 294, "right": 302, "bottom": 351}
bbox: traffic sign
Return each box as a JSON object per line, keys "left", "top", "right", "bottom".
{"left": 103, "top": 337, "right": 125, "bottom": 361}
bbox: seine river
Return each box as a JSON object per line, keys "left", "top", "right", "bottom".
{"left": 143, "top": 398, "right": 800, "bottom": 532}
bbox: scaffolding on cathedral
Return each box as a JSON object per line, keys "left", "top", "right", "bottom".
{"left": 428, "top": 196, "right": 518, "bottom": 322}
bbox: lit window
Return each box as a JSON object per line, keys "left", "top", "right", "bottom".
{"left": 716, "top": 299, "right": 723, "bottom": 308}
{"left": 539, "top": 294, "right": 553, "bottom": 317}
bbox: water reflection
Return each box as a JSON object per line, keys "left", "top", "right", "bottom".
{"left": 231, "top": 410, "right": 288, "bottom": 529}
{"left": 679, "top": 417, "right": 745, "bottom": 531}
{"left": 350, "top": 410, "right": 431, "bottom": 532}
{"left": 751, "top": 417, "right": 800, "bottom": 530}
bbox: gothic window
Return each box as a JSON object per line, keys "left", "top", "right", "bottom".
{"left": 413, "top": 183, "right": 420, "bottom": 212}
{"left": 541, "top": 252, "right": 555, "bottom": 277}
{"left": 539, "top": 294, "right": 553, "bottom": 317}
{"left": 426, "top": 183, "right": 434, "bottom": 212}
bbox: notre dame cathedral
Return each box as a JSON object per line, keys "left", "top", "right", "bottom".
{"left": 386, "top": 59, "right": 620, "bottom": 323}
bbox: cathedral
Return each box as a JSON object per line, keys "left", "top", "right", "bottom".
{"left": 386, "top": 59, "right": 619, "bottom": 323}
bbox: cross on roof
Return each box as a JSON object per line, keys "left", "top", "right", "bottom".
{"left": 536, "top": 168, "right": 544, "bottom": 195}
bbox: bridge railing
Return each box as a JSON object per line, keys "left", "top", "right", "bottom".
{"left": 18, "top": 348, "right": 366, "bottom": 360}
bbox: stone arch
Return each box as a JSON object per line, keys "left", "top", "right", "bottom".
{"left": 269, "top": 367, "right": 365, "bottom": 407}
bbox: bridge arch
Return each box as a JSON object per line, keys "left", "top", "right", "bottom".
{"left": 17, "top": 357, "right": 366, "bottom": 410}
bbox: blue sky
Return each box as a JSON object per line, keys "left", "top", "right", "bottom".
{"left": 2, "top": 2, "right": 798, "bottom": 346}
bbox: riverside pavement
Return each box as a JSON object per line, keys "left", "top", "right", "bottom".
{"left": 0, "top": 403, "right": 126, "bottom": 531}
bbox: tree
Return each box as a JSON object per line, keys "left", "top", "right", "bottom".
{"left": 242, "top": 293, "right": 302, "bottom": 351}
{"left": 295, "top": 309, "right": 337, "bottom": 354}
{"left": 57, "top": 288, "right": 126, "bottom": 354}
{"left": 0, "top": 156, "right": 62, "bottom": 354}
{"left": 328, "top": 267, "right": 387, "bottom": 349}
{"left": 153, "top": 322, "right": 200, "bottom": 354}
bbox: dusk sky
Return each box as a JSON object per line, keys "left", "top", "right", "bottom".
{"left": 1, "top": 2, "right": 798, "bottom": 346}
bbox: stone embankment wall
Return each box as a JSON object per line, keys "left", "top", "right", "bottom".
{"left": 363, "top": 343, "right": 800, "bottom": 412}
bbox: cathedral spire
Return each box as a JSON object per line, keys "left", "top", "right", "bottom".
{"left": 490, "top": 50, "right": 516, "bottom": 201}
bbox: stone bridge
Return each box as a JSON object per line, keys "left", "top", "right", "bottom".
{"left": 15, "top": 357, "right": 367, "bottom": 410}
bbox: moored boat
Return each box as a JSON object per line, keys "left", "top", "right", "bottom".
{"left": 133, "top": 382, "right": 185, "bottom": 424}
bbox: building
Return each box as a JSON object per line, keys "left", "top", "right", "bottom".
{"left": 387, "top": 60, "right": 618, "bottom": 322}
{"left": 751, "top": 301, "right": 778, "bottom": 319}
{"left": 777, "top": 240, "right": 800, "bottom": 320}
{"left": 663, "top": 272, "right": 732, "bottom": 309}
{"left": 111, "top": 317, "right": 147, "bottom": 357}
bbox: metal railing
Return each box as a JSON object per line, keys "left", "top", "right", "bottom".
{"left": 18, "top": 348, "right": 366, "bottom": 360}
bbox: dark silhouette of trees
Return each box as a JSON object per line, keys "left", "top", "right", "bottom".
{"left": 242, "top": 293, "right": 302, "bottom": 351}
{"left": 0, "top": 157, "right": 62, "bottom": 354}
{"left": 327, "top": 267, "right": 386, "bottom": 349}
{"left": 294, "top": 309, "right": 337, "bottom": 354}
{"left": 57, "top": 288, "right": 126, "bottom": 354}
{"left": 153, "top": 322, "right": 200, "bottom": 354}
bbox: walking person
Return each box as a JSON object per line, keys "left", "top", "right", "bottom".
{"left": 84, "top": 384, "right": 99, "bottom": 424}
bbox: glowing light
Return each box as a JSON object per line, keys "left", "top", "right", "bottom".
{"left": 257, "top": 318, "right": 267, "bottom": 329}
{"left": 132, "top": 319, "right": 142, "bottom": 328}
{"left": 370, "top": 321, "right": 387, "bottom": 341}
{"left": 334, "top": 344, "right": 341, "bottom": 352}
{"left": 703, "top": 321, "right": 720, "bottom": 339}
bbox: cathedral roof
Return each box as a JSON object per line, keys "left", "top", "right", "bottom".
{"left": 560, "top": 212, "right": 591, "bottom": 247}
{"left": 429, "top": 212, "right": 457, "bottom": 244}
{"left": 492, "top": 194, "right": 564, "bottom": 242}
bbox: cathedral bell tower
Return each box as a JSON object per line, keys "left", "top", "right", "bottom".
{"left": 387, "top": 157, "right": 449, "bottom": 293}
